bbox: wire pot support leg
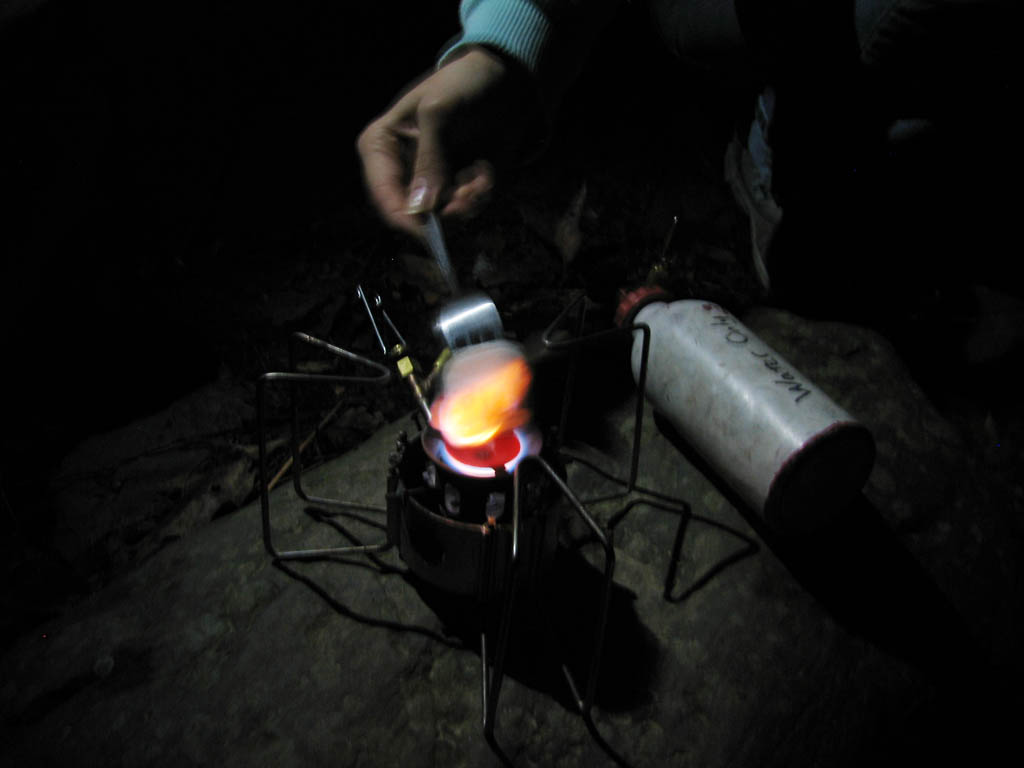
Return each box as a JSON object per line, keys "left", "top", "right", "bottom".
{"left": 480, "top": 454, "right": 616, "bottom": 741}
{"left": 258, "top": 332, "right": 394, "bottom": 560}
{"left": 541, "top": 293, "right": 652, "bottom": 502}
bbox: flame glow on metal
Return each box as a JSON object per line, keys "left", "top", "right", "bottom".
{"left": 431, "top": 341, "right": 532, "bottom": 448}
{"left": 425, "top": 341, "right": 541, "bottom": 477}
{"left": 433, "top": 426, "right": 541, "bottom": 478}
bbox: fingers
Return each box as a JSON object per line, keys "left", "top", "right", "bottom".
{"left": 356, "top": 119, "right": 423, "bottom": 236}
{"left": 356, "top": 49, "right": 517, "bottom": 234}
{"left": 357, "top": 111, "right": 494, "bottom": 233}
{"left": 357, "top": 86, "right": 452, "bottom": 235}
{"left": 441, "top": 160, "right": 495, "bottom": 218}
{"left": 406, "top": 97, "right": 447, "bottom": 216}
{"left": 359, "top": 112, "right": 489, "bottom": 234}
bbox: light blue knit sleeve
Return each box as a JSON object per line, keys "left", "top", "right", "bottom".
{"left": 438, "top": 0, "right": 619, "bottom": 112}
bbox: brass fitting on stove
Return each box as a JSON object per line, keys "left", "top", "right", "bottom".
{"left": 394, "top": 351, "right": 431, "bottom": 423}
{"left": 422, "top": 346, "right": 452, "bottom": 393}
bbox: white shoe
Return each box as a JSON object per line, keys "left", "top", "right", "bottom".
{"left": 724, "top": 89, "right": 783, "bottom": 293}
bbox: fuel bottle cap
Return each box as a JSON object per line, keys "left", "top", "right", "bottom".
{"left": 614, "top": 285, "right": 673, "bottom": 328}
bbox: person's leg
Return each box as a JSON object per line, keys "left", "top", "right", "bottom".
{"left": 647, "top": 0, "right": 867, "bottom": 213}
{"left": 854, "top": 0, "right": 1014, "bottom": 119}
{"left": 649, "top": 0, "right": 1014, "bottom": 153}
{"left": 852, "top": 0, "right": 1017, "bottom": 303}
{"left": 646, "top": 0, "right": 758, "bottom": 87}
{"left": 647, "top": 1, "right": 784, "bottom": 291}
{"left": 648, "top": 0, "right": 1012, "bottom": 309}
{"left": 647, "top": 0, "right": 746, "bottom": 61}
{"left": 730, "top": 0, "right": 1015, "bottom": 314}
{"left": 650, "top": 1, "right": 867, "bottom": 295}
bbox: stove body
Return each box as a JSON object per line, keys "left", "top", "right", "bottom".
{"left": 388, "top": 428, "right": 562, "bottom": 600}
{"left": 256, "top": 293, "right": 670, "bottom": 758}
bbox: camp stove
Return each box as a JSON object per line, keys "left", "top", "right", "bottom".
{"left": 388, "top": 422, "right": 554, "bottom": 597}
{"left": 256, "top": 289, "right": 690, "bottom": 759}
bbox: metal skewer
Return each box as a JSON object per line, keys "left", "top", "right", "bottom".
{"left": 423, "top": 212, "right": 460, "bottom": 295}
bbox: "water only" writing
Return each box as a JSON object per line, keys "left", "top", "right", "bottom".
{"left": 709, "top": 314, "right": 813, "bottom": 403}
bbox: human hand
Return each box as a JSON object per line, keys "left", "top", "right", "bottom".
{"left": 356, "top": 46, "right": 536, "bottom": 237}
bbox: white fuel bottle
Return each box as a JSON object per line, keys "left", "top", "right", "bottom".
{"left": 617, "top": 288, "right": 875, "bottom": 533}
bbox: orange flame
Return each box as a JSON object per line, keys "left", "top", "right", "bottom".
{"left": 431, "top": 342, "right": 532, "bottom": 447}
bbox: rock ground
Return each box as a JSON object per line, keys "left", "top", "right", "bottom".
{"left": 2, "top": 308, "right": 1022, "bottom": 767}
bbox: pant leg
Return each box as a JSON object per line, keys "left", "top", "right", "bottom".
{"left": 729, "top": 1, "right": 867, "bottom": 204}
{"left": 649, "top": 0, "right": 1014, "bottom": 95}
{"left": 647, "top": 0, "right": 746, "bottom": 61}
{"left": 732, "top": 0, "right": 861, "bottom": 78}
{"left": 854, "top": 0, "right": 1015, "bottom": 118}
{"left": 647, "top": 0, "right": 1014, "bottom": 195}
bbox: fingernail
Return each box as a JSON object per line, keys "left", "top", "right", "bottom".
{"left": 406, "top": 179, "right": 431, "bottom": 214}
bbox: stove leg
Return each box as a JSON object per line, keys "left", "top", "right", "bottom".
{"left": 480, "top": 504, "right": 522, "bottom": 741}
{"left": 541, "top": 291, "right": 654, "bottom": 501}
{"left": 538, "top": 455, "right": 638, "bottom": 766}
{"left": 476, "top": 455, "right": 624, "bottom": 758}
{"left": 258, "top": 331, "right": 395, "bottom": 560}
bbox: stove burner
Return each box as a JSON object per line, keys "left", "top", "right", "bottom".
{"left": 391, "top": 431, "right": 561, "bottom": 598}
{"left": 422, "top": 424, "right": 542, "bottom": 479}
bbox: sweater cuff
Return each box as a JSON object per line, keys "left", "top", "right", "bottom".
{"left": 438, "top": 0, "right": 553, "bottom": 78}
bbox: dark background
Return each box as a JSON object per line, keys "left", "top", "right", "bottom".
{"left": 0, "top": 0, "right": 465, "bottom": 643}
{"left": 1, "top": 0, "right": 459, "bottom": 444}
